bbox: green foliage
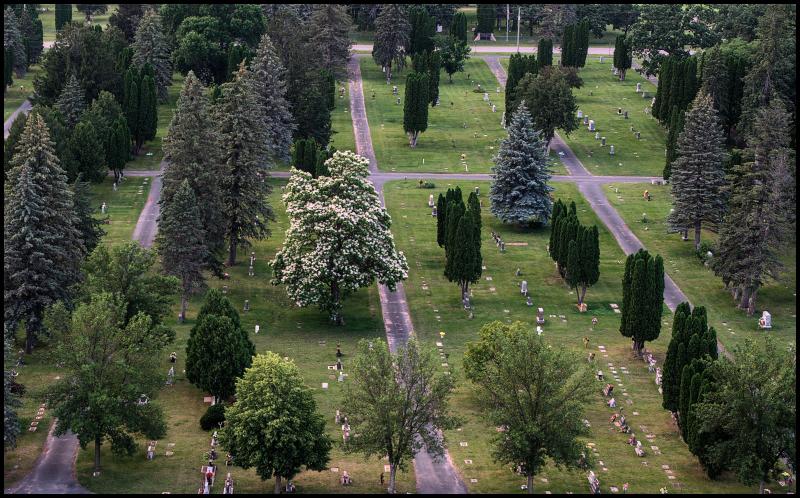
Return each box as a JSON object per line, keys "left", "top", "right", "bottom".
{"left": 513, "top": 69, "right": 579, "bottom": 146}
{"left": 408, "top": 5, "right": 435, "bottom": 56}
{"left": 343, "top": 338, "right": 457, "bottom": 494}
{"left": 132, "top": 9, "right": 173, "bottom": 102}
{"left": 613, "top": 35, "right": 632, "bottom": 80}
{"left": 402, "top": 71, "right": 430, "bottom": 146}
{"left": 372, "top": 4, "right": 411, "bottom": 82}
{"left": 537, "top": 38, "right": 553, "bottom": 67}
{"left": 505, "top": 53, "right": 538, "bottom": 119}
{"left": 476, "top": 4, "right": 495, "bottom": 35}
{"left": 3, "top": 111, "right": 27, "bottom": 181}
{"left": 70, "top": 176, "right": 106, "bottom": 255}
{"left": 55, "top": 3, "right": 73, "bottom": 31}
{"left": 199, "top": 403, "right": 226, "bottom": 431}
{"left": 4, "top": 7, "right": 27, "bottom": 76}
{"left": 48, "top": 292, "right": 171, "bottom": 473}
{"left": 451, "top": 11, "right": 468, "bottom": 43}
{"left": 436, "top": 193, "right": 447, "bottom": 247}
{"left": 225, "top": 43, "right": 251, "bottom": 82}
{"left": 619, "top": 249, "right": 664, "bottom": 355}
{"left": 464, "top": 321, "right": 594, "bottom": 490}
{"left": 55, "top": 74, "right": 86, "bottom": 128}
{"left": 64, "top": 119, "right": 106, "bottom": 183}
{"left": 220, "top": 353, "right": 331, "bottom": 492}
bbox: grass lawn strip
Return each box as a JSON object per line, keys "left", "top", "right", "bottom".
{"left": 3, "top": 66, "right": 40, "bottom": 122}
{"left": 384, "top": 179, "right": 758, "bottom": 494}
{"left": 603, "top": 183, "right": 796, "bottom": 352}
{"left": 75, "top": 179, "right": 415, "bottom": 494}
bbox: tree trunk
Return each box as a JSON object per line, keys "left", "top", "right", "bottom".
{"left": 388, "top": 463, "right": 397, "bottom": 494}
{"left": 179, "top": 293, "right": 187, "bottom": 323}
{"left": 386, "top": 64, "right": 392, "bottom": 84}
{"left": 94, "top": 435, "right": 102, "bottom": 474}
{"left": 580, "top": 285, "right": 588, "bottom": 305}
{"left": 732, "top": 285, "right": 741, "bottom": 301}
{"left": 409, "top": 131, "right": 419, "bottom": 148}
{"left": 274, "top": 475, "right": 282, "bottom": 494}
{"left": 746, "top": 287, "right": 758, "bottom": 316}
{"left": 25, "top": 329, "right": 35, "bottom": 354}
{"left": 545, "top": 140, "right": 552, "bottom": 156}
{"left": 738, "top": 286, "right": 752, "bottom": 311}
{"left": 759, "top": 479, "right": 765, "bottom": 494}
{"left": 228, "top": 235, "right": 237, "bottom": 266}
{"left": 694, "top": 220, "right": 702, "bottom": 252}
{"left": 527, "top": 473, "right": 534, "bottom": 494}
{"left": 330, "top": 281, "right": 343, "bottom": 326}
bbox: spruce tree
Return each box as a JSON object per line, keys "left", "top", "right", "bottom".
{"left": 537, "top": 38, "right": 553, "bottom": 67}
{"left": 490, "top": 102, "right": 553, "bottom": 226}
{"left": 4, "top": 8, "right": 27, "bottom": 77}
{"left": 157, "top": 179, "right": 209, "bottom": 323}
{"left": 55, "top": 74, "right": 86, "bottom": 128}
{"left": 403, "top": 71, "right": 429, "bottom": 147}
{"left": 666, "top": 91, "right": 727, "bottom": 250}
{"left": 4, "top": 114, "right": 85, "bottom": 353}
{"left": 373, "top": 4, "right": 411, "bottom": 82}
{"left": 162, "top": 70, "right": 226, "bottom": 269}
{"left": 4, "top": 333, "right": 22, "bottom": 449}
{"left": 451, "top": 11, "right": 468, "bottom": 43}
{"left": 3, "top": 112, "right": 27, "bottom": 182}
{"left": 132, "top": 9, "right": 172, "bottom": 103}
{"left": 71, "top": 175, "right": 105, "bottom": 254}
{"left": 308, "top": 4, "right": 352, "bottom": 79}
{"left": 217, "top": 64, "right": 276, "bottom": 266}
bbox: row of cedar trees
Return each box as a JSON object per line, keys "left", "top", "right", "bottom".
{"left": 561, "top": 18, "right": 590, "bottom": 68}
{"left": 661, "top": 302, "right": 722, "bottom": 477}
{"left": 619, "top": 249, "right": 664, "bottom": 357}
{"left": 652, "top": 55, "right": 699, "bottom": 179}
{"left": 403, "top": 50, "right": 441, "bottom": 147}
{"left": 548, "top": 199, "right": 600, "bottom": 307}
{"left": 503, "top": 38, "right": 554, "bottom": 116}
{"left": 437, "top": 187, "right": 483, "bottom": 302}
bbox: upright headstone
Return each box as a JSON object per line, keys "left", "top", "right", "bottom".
{"left": 636, "top": 82, "right": 642, "bottom": 93}
{"left": 609, "top": 145, "right": 615, "bottom": 155}
{"left": 601, "top": 137, "right": 606, "bottom": 146}
{"left": 520, "top": 280, "right": 528, "bottom": 295}
{"left": 101, "top": 202, "right": 107, "bottom": 214}
{"left": 635, "top": 131, "right": 641, "bottom": 140}
{"left": 583, "top": 116, "right": 589, "bottom": 125}
{"left": 492, "top": 104, "right": 497, "bottom": 113}
{"left": 428, "top": 194, "right": 435, "bottom": 207}
{"left": 483, "top": 92, "right": 490, "bottom": 102}
{"left": 588, "top": 120, "right": 596, "bottom": 131}
{"left": 243, "top": 299, "right": 250, "bottom": 312}
{"left": 577, "top": 110, "right": 583, "bottom": 119}
{"left": 595, "top": 132, "right": 600, "bottom": 140}
{"left": 255, "top": 325, "right": 260, "bottom": 334}
{"left": 624, "top": 111, "right": 629, "bottom": 119}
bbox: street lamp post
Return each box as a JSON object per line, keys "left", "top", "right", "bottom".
{"left": 516, "top": 7, "right": 521, "bottom": 52}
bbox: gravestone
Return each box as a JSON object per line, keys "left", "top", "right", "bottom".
{"left": 243, "top": 299, "right": 250, "bottom": 312}
{"left": 428, "top": 194, "right": 435, "bottom": 207}
{"left": 101, "top": 202, "right": 107, "bottom": 214}
{"left": 595, "top": 132, "right": 600, "bottom": 140}
{"left": 624, "top": 111, "right": 629, "bottom": 119}
{"left": 636, "top": 132, "right": 641, "bottom": 140}
{"left": 496, "top": 86, "right": 500, "bottom": 93}
{"left": 520, "top": 280, "right": 528, "bottom": 295}
{"left": 601, "top": 137, "right": 606, "bottom": 146}
{"left": 432, "top": 206, "right": 437, "bottom": 216}
{"left": 599, "top": 57, "right": 603, "bottom": 63}
{"left": 583, "top": 116, "right": 589, "bottom": 125}
{"left": 588, "top": 120, "right": 596, "bottom": 131}
{"left": 636, "top": 82, "right": 642, "bottom": 93}
{"left": 392, "top": 85, "right": 398, "bottom": 95}
{"left": 483, "top": 92, "right": 489, "bottom": 102}
{"left": 255, "top": 324, "right": 260, "bottom": 334}
{"left": 474, "top": 186, "right": 480, "bottom": 195}
{"left": 527, "top": 296, "right": 533, "bottom": 306}
{"left": 248, "top": 265, "right": 254, "bottom": 277}
{"left": 537, "top": 308, "right": 545, "bottom": 325}
{"left": 112, "top": 182, "right": 118, "bottom": 192}
{"left": 609, "top": 145, "right": 615, "bottom": 155}
{"left": 758, "top": 311, "right": 772, "bottom": 329}
{"left": 577, "top": 110, "right": 583, "bottom": 119}
{"left": 396, "top": 97, "right": 401, "bottom": 105}
{"left": 492, "top": 104, "right": 496, "bottom": 113}
{"left": 618, "top": 108, "right": 622, "bottom": 115}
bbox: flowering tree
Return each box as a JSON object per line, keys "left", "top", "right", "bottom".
{"left": 271, "top": 151, "right": 408, "bottom": 325}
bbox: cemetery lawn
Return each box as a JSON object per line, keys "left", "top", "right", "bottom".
{"left": 383, "top": 179, "right": 760, "bottom": 494}
{"left": 360, "top": 56, "right": 508, "bottom": 174}
{"left": 90, "top": 175, "right": 151, "bottom": 245}
{"left": 125, "top": 73, "right": 185, "bottom": 171}
{"left": 75, "top": 179, "right": 415, "bottom": 494}
{"left": 39, "top": 4, "right": 118, "bottom": 43}
{"left": 604, "top": 183, "right": 797, "bottom": 352}
{"left": 3, "top": 65, "right": 40, "bottom": 121}
{"left": 330, "top": 78, "right": 357, "bottom": 154}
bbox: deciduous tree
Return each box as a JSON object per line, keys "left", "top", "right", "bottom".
{"left": 372, "top": 4, "right": 410, "bottom": 83}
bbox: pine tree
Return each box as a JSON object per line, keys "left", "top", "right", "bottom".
{"left": 489, "top": 102, "right": 553, "bottom": 226}
{"left": 157, "top": 179, "right": 209, "bottom": 323}
{"left": 403, "top": 71, "right": 430, "bottom": 147}
{"left": 4, "top": 114, "right": 85, "bottom": 354}
{"left": 537, "top": 38, "right": 553, "bottom": 67}
{"left": 451, "top": 11, "right": 468, "bottom": 43}
{"left": 55, "top": 74, "right": 86, "bottom": 128}
{"left": 4, "top": 8, "right": 27, "bottom": 77}
{"left": 3, "top": 112, "right": 27, "bottom": 181}
{"left": 712, "top": 99, "right": 793, "bottom": 315}
{"left": 132, "top": 9, "right": 172, "bottom": 103}
{"left": 666, "top": 91, "right": 727, "bottom": 250}
{"left": 308, "top": 4, "right": 352, "bottom": 79}
{"left": 373, "top": 4, "right": 410, "bottom": 83}
{"left": 217, "top": 65, "right": 276, "bottom": 266}
{"left": 55, "top": 4, "right": 73, "bottom": 32}
{"left": 64, "top": 119, "right": 106, "bottom": 183}
{"left": 71, "top": 176, "right": 105, "bottom": 254}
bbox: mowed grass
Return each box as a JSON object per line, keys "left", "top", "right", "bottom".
{"left": 361, "top": 56, "right": 507, "bottom": 174}
{"left": 75, "top": 179, "right": 415, "bottom": 494}
{"left": 90, "top": 175, "right": 151, "bottom": 245}
{"left": 331, "top": 79, "right": 357, "bottom": 153}
{"left": 125, "top": 73, "right": 185, "bottom": 171}
{"left": 3, "top": 65, "right": 40, "bottom": 121}
{"left": 383, "top": 179, "right": 761, "bottom": 494}
{"left": 39, "top": 4, "right": 118, "bottom": 43}
{"left": 603, "top": 183, "right": 797, "bottom": 352}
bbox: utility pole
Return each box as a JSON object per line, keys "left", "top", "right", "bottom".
{"left": 506, "top": 4, "right": 509, "bottom": 42}
{"left": 516, "top": 7, "right": 521, "bottom": 53}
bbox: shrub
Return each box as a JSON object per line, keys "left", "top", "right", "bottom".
{"left": 200, "top": 403, "right": 226, "bottom": 430}
{"left": 417, "top": 180, "right": 436, "bottom": 189}
{"left": 695, "top": 241, "right": 715, "bottom": 264}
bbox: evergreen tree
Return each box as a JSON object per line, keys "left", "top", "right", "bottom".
{"left": 308, "top": 4, "right": 352, "bottom": 79}
{"left": 82, "top": 91, "right": 126, "bottom": 174}
{"left": 250, "top": 34, "right": 297, "bottom": 161}
{"left": 156, "top": 180, "right": 209, "bottom": 323}
{"left": 4, "top": 7, "right": 27, "bottom": 77}
{"left": 64, "top": 119, "right": 106, "bottom": 183}
{"left": 123, "top": 66, "right": 140, "bottom": 149}
{"left": 451, "top": 11, "right": 468, "bottom": 43}
{"left": 476, "top": 4, "right": 495, "bottom": 35}
{"left": 226, "top": 43, "right": 251, "bottom": 82}
{"left": 505, "top": 53, "right": 538, "bottom": 119}
{"left": 4, "top": 114, "right": 85, "bottom": 353}
{"left": 711, "top": 99, "right": 794, "bottom": 315}
{"left": 561, "top": 24, "right": 574, "bottom": 67}
{"left": 20, "top": 7, "right": 44, "bottom": 67}
{"left": 55, "top": 4, "right": 73, "bottom": 32}
{"left": 537, "top": 38, "right": 553, "bottom": 67}
{"left": 408, "top": 5, "right": 436, "bottom": 56}
{"left": 662, "top": 301, "right": 692, "bottom": 412}
{"left": 680, "top": 57, "right": 698, "bottom": 110}
{"left": 653, "top": 57, "right": 672, "bottom": 122}
{"left": 55, "top": 74, "right": 86, "bottom": 128}
{"left": 678, "top": 363, "right": 695, "bottom": 440}
{"left": 436, "top": 193, "right": 447, "bottom": 247}
{"left": 556, "top": 214, "right": 579, "bottom": 278}
{"left": 3, "top": 112, "right": 27, "bottom": 182}
{"left": 490, "top": 102, "right": 553, "bottom": 226}
{"left": 320, "top": 68, "right": 336, "bottom": 111}
{"left": 619, "top": 249, "right": 664, "bottom": 356}
{"left": 137, "top": 74, "right": 158, "bottom": 150}
{"left": 108, "top": 117, "right": 130, "bottom": 182}
{"left": 443, "top": 199, "right": 466, "bottom": 281}
{"left": 403, "top": 71, "right": 430, "bottom": 147}
{"left": 468, "top": 191, "right": 482, "bottom": 249}
{"left": 446, "top": 213, "right": 481, "bottom": 301}
{"left": 109, "top": 4, "right": 145, "bottom": 42}
{"left": 4, "top": 47, "right": 13, "bottom": 92}
{"left": 613, "top": 35, "right": 632, "bottom": 80}
{"left": 217, "top": 65, "right": 276, "bottom": 266}
{"left": 663, "top": 106, "right": 685, "bottom": 180}
{"left": 70, "top": 176, "right": 105, "bottom": 255}
{"left": 548, "top": 199, "right": 566, "bottom": 262}
{"left": 132, "top": 9, "right": 172, "bottom": 103}
{"left": 578, "top": 225, "right": 600, "bottom": 305}
{"left": 372, "top": 4, "right": 410, "bottom": 83}
{"left": 575, "top": 19, "right": 590, "bottom": 67}
{"left": 666, "top": 91, "right": 727, "bottom": 250}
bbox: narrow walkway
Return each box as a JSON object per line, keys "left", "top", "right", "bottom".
{"left": 130, "top": 160, "right": 165, "bottom": 248}
{"left": 4, "top": 100, "right": 32, "bottom": 139}
{"left": 348, "top": 55, "right": 469, "bottom": 495}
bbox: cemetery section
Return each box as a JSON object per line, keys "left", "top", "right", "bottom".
{"left": 382, "top": 179, "right": 757, "bottom": 493}
{"left": 604, "top": 183, "right": 797, "bottom": 351}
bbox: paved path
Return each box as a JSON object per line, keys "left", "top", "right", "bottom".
{"left": 130, "top": 161, "right": 165, "bottom": 248}
{"left": 347, "top": 55, "right": 469, "bottom": 495}
{"left": 353, "top": 43, "right": 614, "bottom": 56}
{"left": 4, "top": 100, "right": 32, "bottom": 139}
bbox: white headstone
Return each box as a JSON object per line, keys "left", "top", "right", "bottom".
{"left": 436, "top": 24, "right": 443, "bottom": 33}
{"left": 492, "top": 104, "right": 496, "bottom": 113}
{"left": 588, "top": 120, "right": 596, "bottom": 132}
{"left": 595, "top": 132, "right": 600, "bottom": 140}
{"left": 101, "top": 202, "right": 107, "bottom": 214}
{"left": 428, "top": 194, "right": 435, "bottom": 207}
{"left": 609, "top": 145, "right": 615, "bottom": 155}
{"left": 521, "top": 280, "right": 528, "bottom": 294}
{"left": 636, "top": 82, "right": 642, "bottom": 93}
{"left": 577, "top": 110, "right": 583, "bottom": 118}
{"left": 483, "top": 92, "right": 489, "bottom": 102}
{"left": 255, "top": 325, "right": 260, "bottom": 334}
